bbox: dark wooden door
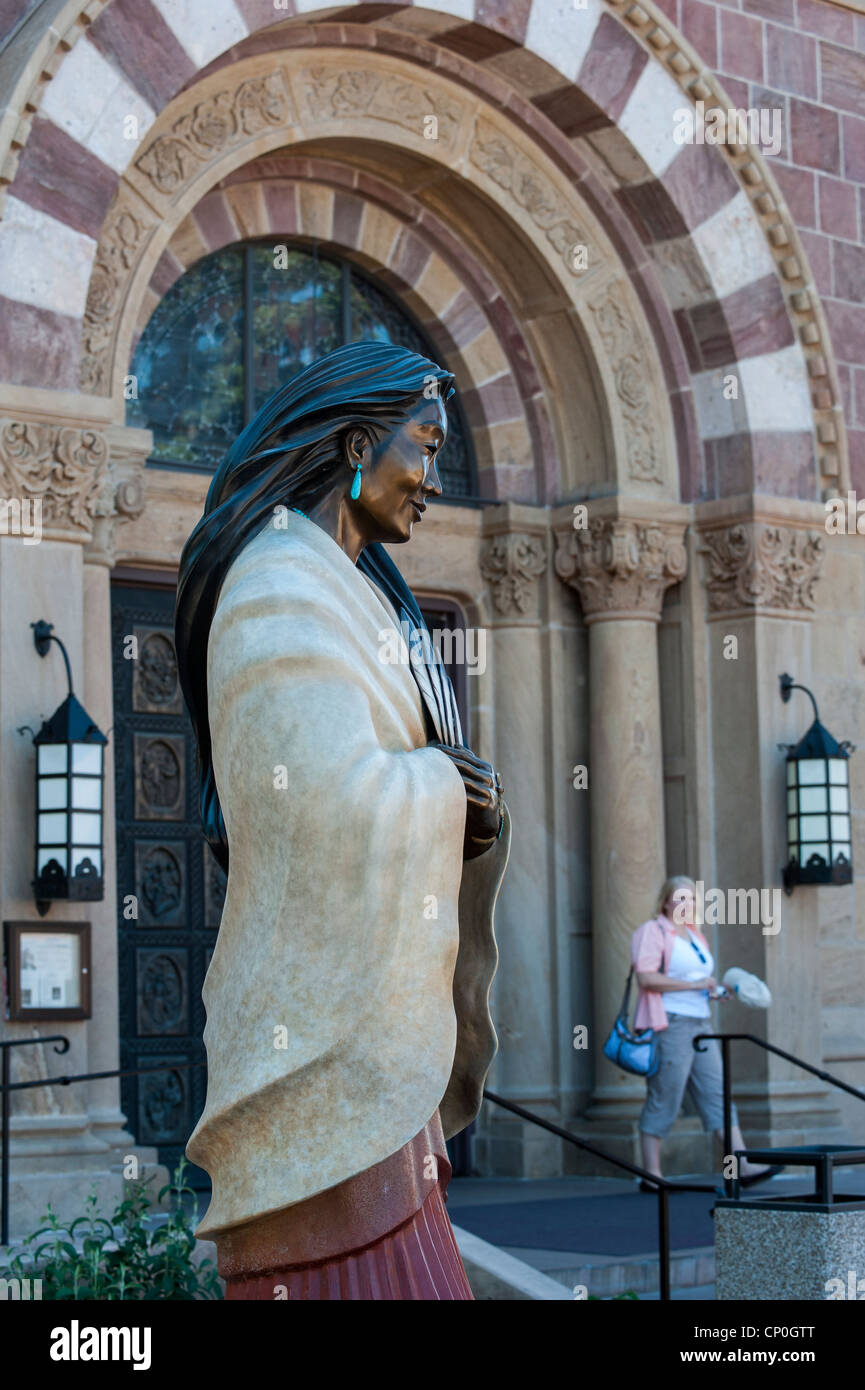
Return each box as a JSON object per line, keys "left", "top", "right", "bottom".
{"left": 111, "top": 581, "right": 223, "bottom": 1191}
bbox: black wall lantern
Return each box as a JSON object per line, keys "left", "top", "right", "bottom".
{"left": 780, "top": 673, "right": 855, "bottom": 894}
{"left": 29, "top": 621, "right": 107, "bottom": 915}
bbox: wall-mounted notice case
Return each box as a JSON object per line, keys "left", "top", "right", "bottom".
{"left": 4, "top": 921, "right": 91, "bottom": 1021}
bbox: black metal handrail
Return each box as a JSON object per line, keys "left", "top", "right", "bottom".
{"left": 483, "top": 1088, "right": 715, "bottom": 1301}
{"left": 0, "top": 1037, "right": 205, "bottom": 1246}
{"left": 693, "top": 1032, "right": 865, "bottom": 1198}
{"left": 2, "top": 1042, "right": 721, "bottom": 1300}
{"left": 1, "top": 1037, "right": 69, "bottom": 1247}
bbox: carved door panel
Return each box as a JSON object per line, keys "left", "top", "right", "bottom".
{"left": 111, "top": 582, "right": 222, "bottom": 1191}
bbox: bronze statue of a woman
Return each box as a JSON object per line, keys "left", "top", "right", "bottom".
{"left": 175, "top": 342, "right": 510, "bottom": 1300}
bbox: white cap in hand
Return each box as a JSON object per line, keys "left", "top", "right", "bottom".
{"left": 722, "top": 967, "right": 772, "bottom": 1009}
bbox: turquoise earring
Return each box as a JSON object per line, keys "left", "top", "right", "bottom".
{"left": 350, "top": 463, "right": 362, "bottom": 500}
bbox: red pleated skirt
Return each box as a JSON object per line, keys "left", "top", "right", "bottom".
{"left": 224, "top": 1181, "right": 472, "bottom": 1300}
{"left": 216, "top": 1111, "right": 473, "bottom": 1301}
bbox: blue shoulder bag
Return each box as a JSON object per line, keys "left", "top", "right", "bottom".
{"left": 602, "top": 966, "right": 660, "bottom": 1078}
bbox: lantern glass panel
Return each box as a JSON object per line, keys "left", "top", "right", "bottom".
{"left": 786, "top": 760, "right": 796, "bottom": 787}
{"left": 37, "top": 847, "right": 67, "bottom": 873}
{"left": 38, "top": 744, "right": 67, "bottom": 775}
{"left": 71, "top": 811, "right": 101, "bottom": 845}
{"left": 799, "top": 759, "right": 826, "bottom": 785}
{"left": 831, "top": 815, "right": 850, "bottom": 842}
{"left": 834, "top": 844, "right": 851, "bottom": 862}
{"left": 830, "top": 785, "right": 849, "bottom": 812}
{"left": 800, "top": 785, "right": 827, "bottom": 813}
{"left": 71, "top": 777, "right": 101, "bottom": 810}
{"left": 787, "top": 789, "right": 797, "bottom": 814}
{"left": 801, "top": 842, "right": 830, "bottom": 863}
{"left": 787, "top": 817, "right": 798, "bottom": 855}
{"left": 38, "top": 811, "right": 68, "bottom": 843}
{"left": 71, "top": 847, "right": 102, "bottom": 875}
{"left": 829, "top": 758, "right": 848, "bottom": 785}
{"left": 801, "top": 814, "right": 829, "bottom": 840}
{"left": 38, "top": 778, "right": 67, "bottom": 810}
{"left": 72, "top": 744, "right": 102, "bottom": 775}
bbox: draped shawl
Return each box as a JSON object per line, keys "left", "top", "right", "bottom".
{"left": 186, "top": 511, "right": 510, "bottom": 1238}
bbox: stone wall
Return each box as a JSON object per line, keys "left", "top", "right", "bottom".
{"left": 666, "top": 0, "right": 865, "bottom": 493}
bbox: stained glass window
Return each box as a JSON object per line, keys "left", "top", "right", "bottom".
{"left": 127, "top": 247, "right": 244, "bottom": 472}
{"left": 129, "top": 242, "right": 477, "bottom": 498}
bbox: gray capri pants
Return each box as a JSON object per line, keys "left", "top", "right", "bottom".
{"left": 640, "top": 1014, "right": 739, "bottom": 1138}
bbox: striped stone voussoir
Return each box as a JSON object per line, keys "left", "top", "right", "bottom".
{"left": 0, "top": 0, "right": 844, "bottom": 499}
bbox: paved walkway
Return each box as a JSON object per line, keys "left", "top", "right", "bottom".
{"left": 446, "top": 1169, "right": 865, "bottom": 1300}
{"left": 448, "top": 1176, "right": 716, "bottom": 1255}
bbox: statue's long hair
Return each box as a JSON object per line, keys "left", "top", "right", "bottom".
{"left": 175, "top": 341, "right": 455, "bottom": 873}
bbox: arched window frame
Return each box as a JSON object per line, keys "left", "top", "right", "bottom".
{"left": 130, "top": 239, "right": 480, "bottom": 505}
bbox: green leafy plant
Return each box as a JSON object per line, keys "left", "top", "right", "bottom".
{"left": 0, "top": 1157, "right": 221, "bottom": 1300}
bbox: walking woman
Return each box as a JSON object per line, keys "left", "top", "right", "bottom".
{"left": 632, "top": 876, "right": 781, "bottom": 1189}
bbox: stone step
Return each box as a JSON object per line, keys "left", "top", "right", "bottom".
{"left": 522, "top": 1245, "right": 715, "bottom": 1298}
{"left": 453, "top": 1226, "right": 573, "bottom": 1300}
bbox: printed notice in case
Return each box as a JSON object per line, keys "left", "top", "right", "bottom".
{"left": 20, "top": 932, "right": 80, "bottom": 1008}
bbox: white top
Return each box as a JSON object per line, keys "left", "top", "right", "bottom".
{"left": 664, "top": 930, "right": 713, "bottom": 1019}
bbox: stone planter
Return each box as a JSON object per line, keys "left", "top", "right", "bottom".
{"left": 715, "top": 1200, "right": 865, "bottom": 1300}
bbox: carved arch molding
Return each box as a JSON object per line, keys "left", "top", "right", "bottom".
{"left": 80, "top": 47, "right": 678, "bottom": 499}
{"left": 0, "top": 0, "right": 846, "bottom": 496}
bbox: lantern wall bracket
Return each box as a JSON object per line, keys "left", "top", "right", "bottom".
{"left": 32, "top": 620, "right": 74, "bottom": 698}
{"left": 779, "top": 672, "right": 819, "bottom": 721}
{"left": 779, "top": 673, "right": 857, "bottom": 756}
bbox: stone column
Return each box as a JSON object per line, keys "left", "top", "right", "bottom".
{"left": 476, "top": 504, "right": 559, "bottom": 1176}
{"left": 697, "top": 501, "right": 846, "bottom": 1150}
{"left": 554, "top": 503, "right": 688, "bottom": 1157}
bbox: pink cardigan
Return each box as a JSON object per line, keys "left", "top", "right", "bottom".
{"left": 630, "top": 915, "right": 711, "bottom": 1032}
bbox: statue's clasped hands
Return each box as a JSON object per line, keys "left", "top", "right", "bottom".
{"left": 432, "top": 743, "right": 504, "bottom": 860}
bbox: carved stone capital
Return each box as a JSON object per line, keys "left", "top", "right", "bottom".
{"left": 699, "top": 521, "right": 824, "bottom": 619}
{"left": 480, "top": 532, "right": 547, "bottom": 617}
{"left": 0, "top": 420, "right": 109, "bottom": 543}
{"left": 555, "top": 517, "right": 687, "bottom": 623}
{"left": 84, "top": 426, "right": 150, "bottom": 566}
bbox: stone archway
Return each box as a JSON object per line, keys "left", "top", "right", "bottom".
{"left": 71, "top": 44, "right": 676, "bottom": 510}
{"left": 0, "top": 0, "right": 847, "bottom": 499}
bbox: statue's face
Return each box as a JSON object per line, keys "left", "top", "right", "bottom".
{"left": 349, "top": 394, "right": 448, "bottom": 544}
